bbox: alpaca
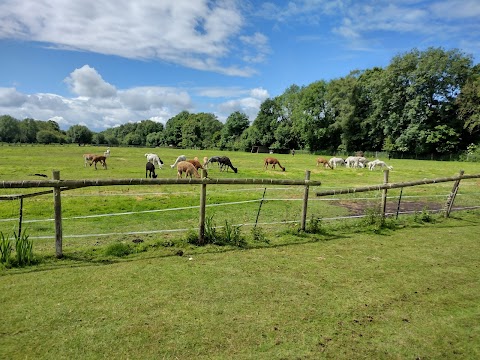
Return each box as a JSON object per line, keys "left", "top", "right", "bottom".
{"left": 83, "top": 153, "right": 97, "bottom": 167}
{"left": 218, "top": 156, "right": 238, "bottom": 173}
{"left": 145, "top": 162, "right": 157, "bottom": 178}
{"left": 104, "top": 147, "right": 111, "bottom": 157}
{"left": 89, "top": 155, "right": 107, "bottom": 170}
{"left": 203, "top": 156, "right": 209, "bottom": 169}
{"left": 171, "top": 155, "right": 187, "bottom": 168}
{"left": 177, "top": 161, "right": 200, "bottom": 178}
{"left": 368, "top": 159, "right": 393, "bottom": 171}
{"left": 316, "top": 157, "right": 332, "bottom": 169}
{"left": 187, "top": 159, "right": 208, "bottom": 177}
{"left": 328, "top": 157, "right": 345, "bottom": 169}
{"left": 145, "top": 153, "right": 164, "bottom": 169}
{"left": 206, "top": 156, "right": 222, "bottom": 168}
{"left": 264, "top": 157, "right": 285, "bottom": 171}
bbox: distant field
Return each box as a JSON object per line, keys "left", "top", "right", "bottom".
{"left": 1, "top": 144, "right": 479, "bottom": 257}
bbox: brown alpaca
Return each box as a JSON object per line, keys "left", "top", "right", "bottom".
{"left": 177, "top": 161, "right": 200, "bottom": 178}
{"left": 316, "top": 157, "right": 332, "bottom": 169}
{"left": 264, "top": 157, "right": 285, "bottom": 171}
{"left": 89, "top": 155, "right": 107, "bottom": 170}
{"left": 187, "top": 159, "right": 208, "bottom": 177}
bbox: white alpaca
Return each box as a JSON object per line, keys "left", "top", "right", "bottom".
{"left": 170, "top": 155, "right": 187, "bottom": 168}
{"left": 368, "top": 159, "right": 393, "bottom": 171}
{"left": 145, "top": 153, "right": 164, "bottom": 169}
{"left": 328, "top": 157, "right": 345, "bottom": 169}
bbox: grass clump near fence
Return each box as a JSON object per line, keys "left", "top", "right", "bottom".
{"left": 0, "top": 231, "right": 34, "bottom": 268}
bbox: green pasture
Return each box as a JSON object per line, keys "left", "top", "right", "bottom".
{"left": 1, "top": 145, "right": 480, "bottom": 358}
{"left": 1, "top": 212, "right": 479, "bottom": 359}
{"left": 0, "top": 144, "right": 479, "bottom": 258}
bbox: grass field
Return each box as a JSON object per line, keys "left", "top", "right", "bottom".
{"left": 1, "top": 145, "right": 480, "bottom": 358}
{"left": 0, "top": 144, "right": 479, "bottom": 258}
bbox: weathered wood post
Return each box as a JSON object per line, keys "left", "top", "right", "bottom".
{"left": 381, "top": 169, "right": 389, "bottom": 218}
{"left": 301, "top": 170, "right": 311, "bottom": 231}
{"left": 199, "top": 169, "right": 207, "bottom": 245}
{"left": 53, "top": 170, "right": 63, "bottom": 258}
{"left": 444, "top": 170, "right": 464, "bottom": 218}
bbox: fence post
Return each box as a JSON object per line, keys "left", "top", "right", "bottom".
{"left": 53, "top": 170, "right": 63, "bottom": 258}
{"left": 199, "top": 169, "right": 207, "bottom": 245}
{"left": 444, "top": 170, "right": 464, "bottom": 218}
{"left": 301, "top": 170, "right": 311, "bottom": 231}
{"left": 381, "top": 169, "right": 389, "bottom": 218}
{"left": 18, "top": 197, "right": 23, "bottom": 236}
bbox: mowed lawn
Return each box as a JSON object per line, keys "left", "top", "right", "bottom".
{"left": 1, "top": 212, "right": 479, "bottom": 359}
{"left": 1, "top": 145, "right": 480, "bottom": 358}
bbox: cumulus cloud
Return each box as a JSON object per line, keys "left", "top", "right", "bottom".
{"left": 0, "top": 0, "right": 266, "bottom": 76}
{"left": 0, "top": 67, "right": 267, "bottom": 131}
{"left": 64, "top": 65, "right": 117, "bottom": 98}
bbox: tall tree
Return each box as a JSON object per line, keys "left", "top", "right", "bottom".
{"left": 67, "top": 125, "right": 93, "bottom": 145}
{"left": 0, "top": 115, "right": 20, "bottom": 143}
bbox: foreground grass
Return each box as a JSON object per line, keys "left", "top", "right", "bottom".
{"left": 1, "top": 211, "right": 479, "bottom": 359}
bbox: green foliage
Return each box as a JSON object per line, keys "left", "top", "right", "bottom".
{"left": 104, "top": 242, "right": 133, "bottom": 257}
{"left": 414, "top": 207, "right": 435, "bottom": 223}
{"left": 186, "top": 216, "right": 245, "bottom": 247}
{"left": 0, "top": 232, "right": 13, "bottom": 265}
{"left": 251, "top": 226, "right": 269, "bottom": 243}
{"left": 305, "top": 215, "right": 325, "bottom": 234}
{"left": 220, "top": 220, "right": 245, "bottom": 247}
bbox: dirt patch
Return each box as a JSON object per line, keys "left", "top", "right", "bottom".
{"left": 337, "top": 200, "right": 445, "bottom": 216}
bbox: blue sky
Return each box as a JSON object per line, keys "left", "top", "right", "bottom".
{"left": 1, "top": 0, "right": 479, "bottom": 132}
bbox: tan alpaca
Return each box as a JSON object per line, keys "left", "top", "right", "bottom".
{"left": 264, "top": 157, "right": 285, "bottom": 171}
{"left": 187, "top": 159, "right": 208, "bottom": 177}
{"left": 316, "top": 157, "right": 332, "bottom": 169}
{"left": 177, "top": 161, "right": 200, "bottom": 178}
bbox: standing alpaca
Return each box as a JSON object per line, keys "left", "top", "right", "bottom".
{"left": 177, "top": 161, "right": 200, "bottom": 178}
{"left": 83, "top": 153, "right": 97, "bottom": 167}
{"left": 203, "top": 156, "right": 209, "bottom": 169}
{"left": 368, "top": 159, "right": 393, "bottom": 171}
{"left": 145, "top": 153, "right": 164, "bottom": 169}
{"left": 316, "top": 157, "right": 332, "bottom": 169}
{"left": 171, "top": 155, "right": 187, "bottom": 168}
{"left": 206, "top": 156, "right": 222, "bottom": 168}
{"left": 104, "top": 147, "right": 111, "bottom": 157}
{"left": 264, "top": 157, "right": 285, "bottom": 171}
{"left": 218, "top": 156, "right": 238, "bottom": 173}
{"left": 328, "top": 157, "right": 345, "bottom": 169}
{"left": 187, "top": 159, "right": 208, "bottom": 177}
{"left": 89, "top": 155, "right": 107, "bottom": 170}
{"left": 145, "top": 162, "right": 157, "bottom": 178}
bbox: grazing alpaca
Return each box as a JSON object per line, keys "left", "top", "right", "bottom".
{"left": 264, "top": 157, "right": 285, "bottom": 171}
{"left": 145, "top": 162, "right": 157, "bottom": 178}
{"left": 171, "top": 155, "right": 187, "bottom": 168}
{"left": 187, "top": 159, "right": 208, "bottom": 177}
{"left": 177, "top": 161, "right": 200, "bottom": 178}
{"left": 328, "top": 157, "right": 345, "bottom": 169}
{"left": 368, "top": 159, "right": 393, "bottom": 171}
{"left": 203, "top": 156, "right": 209, "bottom": 169}
{"left": 145, "top": 153, "right": 164, "bottom": 169}
{"left": 83, "top": 153, "right": 97, "bottom": 167}
{"left": 316, "top": 157, "right": 332, "bottom": 169}
{"left": 89, "top": 155, "right": 107, "bottom": 170}
{"left": 218, "top": 156, "right": 238, "bottom": 173}
{"left": 206, "top": 156, "right": 222, "bottom": 168}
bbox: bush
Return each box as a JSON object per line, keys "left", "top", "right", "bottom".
{"left": 14, "top": 231, "right": 34, "bottom": 266}
{"left": 0, "top": 232, "right": 12, "bottom": 265}
{"left": 104, "top": 242, "right": 132, "bottom": 257}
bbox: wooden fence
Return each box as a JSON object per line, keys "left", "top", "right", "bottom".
{"left": 1, "top": 170, "right": 480, "bottom": 259}
{"left": 1, "top": 170, "right": 320, "bottom": 258}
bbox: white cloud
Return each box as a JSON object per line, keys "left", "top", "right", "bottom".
{"left": 0, "top": 69, "right": 267, "bottom": 131}
{"left": 0, "top": 0, "right": 266, "bottom": 77}
{"left": 64, "top": 65, "right": 117, "bottom": 98}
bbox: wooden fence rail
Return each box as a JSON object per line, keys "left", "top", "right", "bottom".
{"left": 1, "top": 170, "right": 321, "bottom": 257}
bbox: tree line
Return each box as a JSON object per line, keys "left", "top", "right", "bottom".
{"left": 1, "top": 47, "right": 479, "bottom": 158}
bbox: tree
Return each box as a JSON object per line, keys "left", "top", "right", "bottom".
{"left": 220, "top": 111, "right": 250, "bottom": 150}
{"left": 36, "top": 130, "right": 60, "bottom": 144}
{"left": 18, "top": 118, "right": 39, "bottom": 143}
{"left": 67, "top": 125, "right": 93, "bottom": 145}
{"left": 0, "top": 115, "right": 20, "bottom": 143}
{"left": 251, "top": 98, "right": 281, "bottom": 147}
{"left": 457, "top": 64, "right": 480, "bottom": 139}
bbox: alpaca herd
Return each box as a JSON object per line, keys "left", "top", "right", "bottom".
{"left": 82, "top": 148, "right": 393, "bottom": 177}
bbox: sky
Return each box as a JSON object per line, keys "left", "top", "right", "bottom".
{"left": 0, "top": 0, "right": 479, "bottom": 132}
